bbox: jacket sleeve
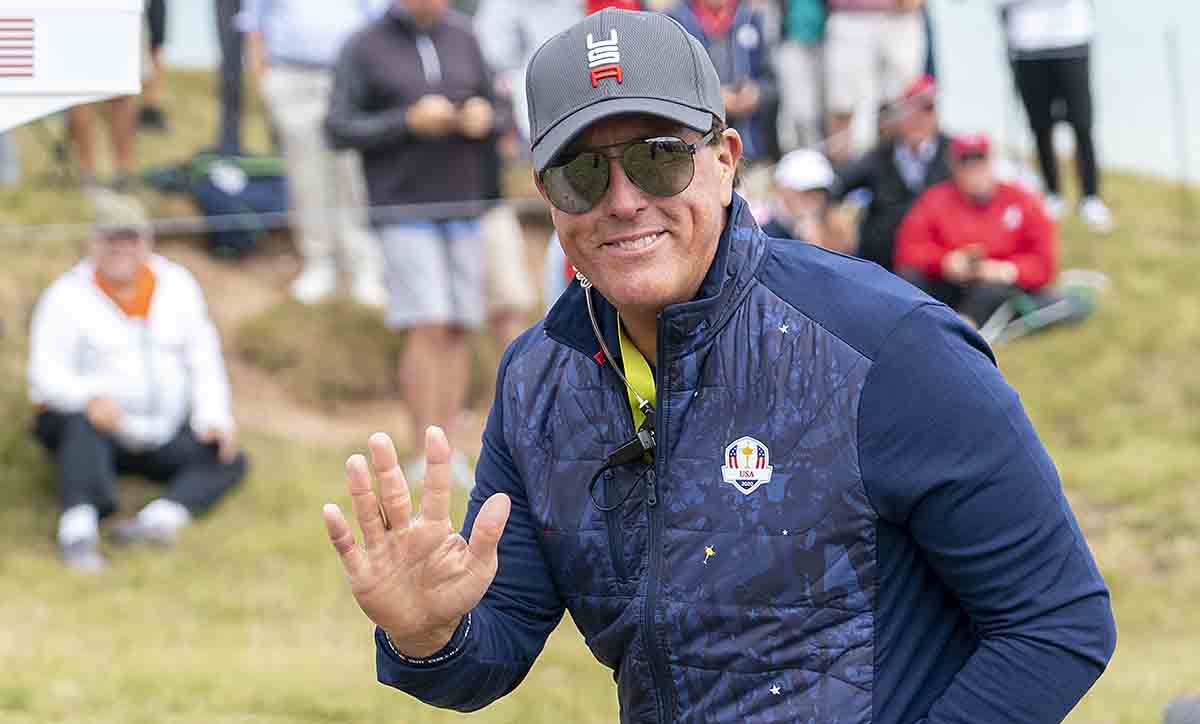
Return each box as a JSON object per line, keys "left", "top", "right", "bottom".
{"left": 859, "top": 304, "right": 1116, "bottom": 724}
{"left": 27, "top": 280, "right": 96, "bottom": 413}
{"left": 324, "top": 38, "right": 412, "bottom": 151}
{"left": 830, "top": 151, "right": 876, "bottom": 200}
{"left": 1009, "top": 194, "right": 1057, "bottom": 291}
{"left": 376, "top": 337, "right": 566, "bottom": 710}
{"left": 178, "top": 269, "right": 235, "bottom": 436}
{"left": 893, "top": 191, "right": 946, "bottom": 278}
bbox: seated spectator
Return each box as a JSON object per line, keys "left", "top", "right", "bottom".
{"left": 240, "top": 0, "right": 388, "bottom": 306}
{"left": 326, "top": 0, "right": 499, "bottom": 489}
{"left": 668, "top": 0, "right": 776, "bottom": 163}
{"left": 832, "top": 74, "right": 950, "bottom": 271}
{"left": 824, "top": 0, "right": 926, "bottom": 165}
{"left": 762, "top": 148, "right": 853, "bottom": 254}
{"left": 27, "top": 193, "right": 248, "bottom": 572}
{"left": 894, "top": 133, "right": 1057, "bottom": 328}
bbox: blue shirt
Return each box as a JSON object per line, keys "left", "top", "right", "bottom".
{"left": 236, "top": 0, "right": 389, "bottom": 69}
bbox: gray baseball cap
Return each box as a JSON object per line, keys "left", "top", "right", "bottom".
{"left": 525, "top": 8, "right": 725, "bottom": 173}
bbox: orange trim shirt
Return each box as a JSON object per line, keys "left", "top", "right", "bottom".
{"left": 94, "top": 264, "right": 157, "bottom": 319}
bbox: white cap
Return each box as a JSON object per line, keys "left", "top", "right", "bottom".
{"left": 774, "top": 149, "right": 835, "bottom": 192}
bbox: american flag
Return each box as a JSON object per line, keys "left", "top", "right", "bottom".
{"left": 0, "top": 17, "right": 34, "bottom": 79}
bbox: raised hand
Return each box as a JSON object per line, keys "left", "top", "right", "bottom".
{"left": 323, "top": 427, "right": 511, "bottom": 657}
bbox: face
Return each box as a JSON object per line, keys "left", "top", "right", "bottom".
{"left": 540, "top": 114, "right": 741, "bottom": 317}
{"left": 400, "top": 0, "right": 448, "bottom": 26}
{"left": 952, "top": 156, "right": 996, "bottom": 199}
{"left": 89, "top": 232, "right": 150, "bottom": 285}
{"left": 899, "top": 97, "right": 938, "bottom": 148}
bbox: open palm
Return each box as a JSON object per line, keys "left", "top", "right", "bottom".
{"left": 323, "top": 427, "right": 511, "bottom": 657}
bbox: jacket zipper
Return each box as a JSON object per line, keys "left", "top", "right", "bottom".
{"left": 642, "top": 320, "right": 673, "bottom": 723}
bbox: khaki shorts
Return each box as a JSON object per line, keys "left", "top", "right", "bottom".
{"left": 480, "top": 203, "right": 536, "bottom": 314}
{"left": 825, "top": 11, "right": 926, "bottom": 114}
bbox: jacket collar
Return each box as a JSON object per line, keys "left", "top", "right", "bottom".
{"left": 544, "top": 192, "right": 767, "bottom": 366}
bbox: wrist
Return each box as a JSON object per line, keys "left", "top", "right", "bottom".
{"left": 383, "top": 615, "right": 465, "bottom": 660}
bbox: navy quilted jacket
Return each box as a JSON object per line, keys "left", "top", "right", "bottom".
{"left": 376, "top": 195, "right": 1115, "bottom": 723}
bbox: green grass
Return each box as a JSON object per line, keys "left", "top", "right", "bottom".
{"left": 0, "top": 69, "right": 1197, "bottom": 723}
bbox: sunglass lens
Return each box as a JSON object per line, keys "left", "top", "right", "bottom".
{"left": 543, "top": 152, "right": 610, "bottom": 214}
{"left": 623, "top": 138, "right": 695, "bottom": 198}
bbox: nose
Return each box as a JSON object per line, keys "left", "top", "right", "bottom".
{"left": 601, "top": 157, "right": 649, "bottom": 220}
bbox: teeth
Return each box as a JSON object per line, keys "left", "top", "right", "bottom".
{"left": 613, "top": 233, "right": 659, "bottom": 250}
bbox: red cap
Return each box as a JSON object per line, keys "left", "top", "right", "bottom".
{"left": 951, "top": 133, "right": 991, "bottom": 160}
{"left": 901, "top": 74, "right": 937, "bottom": 104}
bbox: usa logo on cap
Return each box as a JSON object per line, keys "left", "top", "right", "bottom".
{"left": 721, "top": 436, "right": 774, "bottom": 495}
{"left": 586, "top": 29, "right": 622, "bottom": 88}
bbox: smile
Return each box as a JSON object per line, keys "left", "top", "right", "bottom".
{"left": 602, "top": 232, "right": 662, "bottom": 253}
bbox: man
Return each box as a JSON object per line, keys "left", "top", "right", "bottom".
{"left": 774, "top": 0, "right": 825, "bottom": 153}
{"left": 832, "top": 74, "right": 951, "bottom": 272}
{"left": 323, "top": 9, "right": 1115, "bottom": 723}
{"left": 667, "top": 0, "right": 776, "bottom": 163}
{"left": 239, "top": 0, "right": 389, "bottom": 306}
{"left": 895, "top": 133, "right": 1057, "bottom": 328}
{"left": 762, "top": 147, "right": 853, "bottom": 253}
{"left": 325, "top": 0, "right": 499, "bottom": 487}
{"left": 997, "top": 0, "right": 1113, "bottom": 232}
{"left": 824, "top": 0, "right": 926, "bottom": 164}
{"left": 28, "top": 193, "right": 247, "bottom": 572}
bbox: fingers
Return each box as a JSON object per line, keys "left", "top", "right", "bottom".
{"left": 467, "top": 493, "right": 511, "bottom": 569}
{"left": 417, "top": 426, "right": 453, "bottom": 525}
{"left": 369, "top": 432, "right": 412, "bottom": 532}
{"left": 346, "top": 453, "right": 389, "bottom": 554}
{"left": 323, "top": 503, "right": 368, "bottom": 579}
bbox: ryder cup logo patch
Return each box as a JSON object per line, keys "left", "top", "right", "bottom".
{"left": 721, "top": 436, "right": 774, "bottom": 495}
{"left": 586, "top": 29, "right": 622, "bottom": 88}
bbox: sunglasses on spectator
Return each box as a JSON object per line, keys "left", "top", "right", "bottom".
{"left": 539, "top": 130, "right": 716, "bottom": 214}
{"left": 955, "top": 151, "right": 989, "bottom": 163}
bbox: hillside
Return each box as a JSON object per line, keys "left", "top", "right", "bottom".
{"left": 0, "top": 70, "right": 1196, "bottom": 723}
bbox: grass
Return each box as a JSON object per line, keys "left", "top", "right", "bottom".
{"left": 0, "top": 69, "right": 1197, "bottom": 723}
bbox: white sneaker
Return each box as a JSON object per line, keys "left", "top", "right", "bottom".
{"left": 1080, "top": 196, "right": 1114, "bottom": 234}
{"left": 290, "top": 262, "right": 337, "bottom": 305}
{"left": 350, "top": 275, "right": 388, "bottom": 309}
{"left": 1043, "top": 193, "right": 1065, "bottom": 220}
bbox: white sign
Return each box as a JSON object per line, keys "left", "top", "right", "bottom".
{"left": 0, "top": 0, "right": 143, "bottom": 131}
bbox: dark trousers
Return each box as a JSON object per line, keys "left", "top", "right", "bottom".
{"left": 900, "top": 269, "right": 1020, "bottom": 328}
{"left": 146, "top": 0, "right": 167, "bottom": 51}
{"left": 33, "top": 411, "right": 247, "bottom": 518}
{"left": 215, "top": 0, "right": 244, "bottom": 154}
{"left": 1012, "top": 52, "right": 1099, "bottom": 197}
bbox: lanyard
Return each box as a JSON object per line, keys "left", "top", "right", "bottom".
{"left": 617, "top": 316, "right": 656, "bottom": 432}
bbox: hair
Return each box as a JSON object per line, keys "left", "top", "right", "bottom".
{"left": 705, "top": 115, "right": 742, "bottom": 189}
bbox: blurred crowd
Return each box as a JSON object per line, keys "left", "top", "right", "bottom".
{"left": 22, "top": 0, "right": 1118, "bottom": 572}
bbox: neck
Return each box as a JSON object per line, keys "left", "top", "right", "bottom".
{"left": 618, "top": 307, "right": 660, "bottom": 368}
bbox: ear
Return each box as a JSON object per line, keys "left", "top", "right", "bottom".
{"left": 715, "top": 128, "right": 743, "bottom": 206}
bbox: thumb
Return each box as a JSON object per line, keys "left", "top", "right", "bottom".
{"left": 467, "top": 493, "right": 511, "bottom": 570}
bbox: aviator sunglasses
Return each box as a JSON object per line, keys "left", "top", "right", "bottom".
{"left": 540, "top": 130, "right": 716, "bottom": 214}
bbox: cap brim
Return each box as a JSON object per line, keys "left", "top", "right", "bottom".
{"left": 531, "top": 97, "right": 713, "bottom": 173}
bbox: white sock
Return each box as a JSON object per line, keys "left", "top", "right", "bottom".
{"left": 58, "top": 504, "right": 99, "bottom": 547}
{"left": 137, "top": 498, "right": 192, "bottom": 532}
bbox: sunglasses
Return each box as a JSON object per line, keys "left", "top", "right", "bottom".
{"left": 955, "top": 151, "right": 989, "bottom": 163}
{"left": 540, "top": 130, "right": 716, "bottom": 214}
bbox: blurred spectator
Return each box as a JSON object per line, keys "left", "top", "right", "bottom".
{"left": 832, "top": 74, "right": 950, "bottom": 271}
{"left": 327, "top": 0, "right": 498, "bottom": 489}
{"left": 587, "top": 0, "right": 643, "bottom": 11}
{"left": 1166, "top": 696, "right": 1200, "bottom": 724}
{"left": 774, "top": 0, "right": 825, "bottom": 153}
{"left": 480, "top": 199, "right": 537, "bottom": 351}
{"left": 895, "top": 133, "right": 1057, "bottom": 328}
{"left": 216, "top": 0, "right": 244, "bottom": 154}
{"left": 668, "top": 0, "right": 776, "bottom": 163}
{"left": 140, "top": 0, "right": 169, "bottom": 132}
{"left": 0, "top": 132, "right": 19, "bottom": 186}
{"left": 762, "top": 148, "right": 853, "bottom": 253}
{"left": 239, "top": 0, "right": 388, "bottom": 307}
{"left": 472, "top": 0, "right": 580, "bottom": 143}
{"left": 998, "top": 0, "right": 1112, "bottom": 232}
{"left": 824, "top": 0, "right": 926, "bottom": 165}
{"left": 67, "top": 97, "right": 138, "bottom": 192}
{"left": 27, "top": 193, "right": 247, "bottom": 573}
